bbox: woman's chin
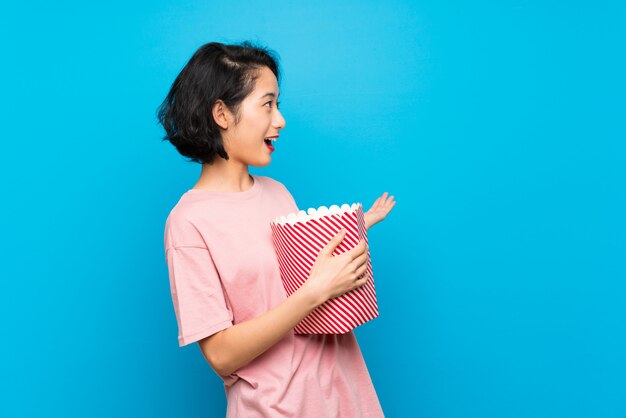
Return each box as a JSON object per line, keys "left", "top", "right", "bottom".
{"left": 250, "top": 156, "right": 272, "bottom": 167}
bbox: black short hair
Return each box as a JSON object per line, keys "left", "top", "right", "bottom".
{"left": 157, "top": 41, "right": 281, "bottom": 165}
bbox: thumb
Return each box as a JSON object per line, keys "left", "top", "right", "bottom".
{"left": 321, "top": 228, "right": 347, "bottom": 256}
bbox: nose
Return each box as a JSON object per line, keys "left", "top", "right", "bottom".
{"left": 273, "top": 108, "right": 286, "bottom": 130}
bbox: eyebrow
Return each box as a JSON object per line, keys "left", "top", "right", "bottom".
{"left": 260, "top": 92, "right": 280, "bottom": 100}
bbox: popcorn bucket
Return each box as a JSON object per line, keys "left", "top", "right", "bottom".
{"left": 270, "top": 203, "right": 378, "bottom": 334}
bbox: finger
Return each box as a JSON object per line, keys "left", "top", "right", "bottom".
{"left": 356, "top": 256, "right": 369, "bottom": 274}
{"left": 353, "top": 271, "right": 369, "bottom": 289}
{"left": 352, "top": 251, "right": 369, "bottom": 270}
{"left": 382, "top": 196, "right": 395, "bottom": 210}
{"left": 347, "top": 239, "right": 368, "bottom": 259}
{"left": 321, "top": 229, "right": 347, "bottom": 256}
{"left": 376, "top": 192, "right": 388, "bottom": 208}
{"left": 346, "top": 254, "right": 366, "bottom": 276}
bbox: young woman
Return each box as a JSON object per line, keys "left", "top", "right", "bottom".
{"left": 159, "top": 41, "right": 396, "bottom": 417}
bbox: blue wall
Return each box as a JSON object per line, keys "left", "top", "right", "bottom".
{"left": 2, "top": 1, "right": 624, "bottom": 417}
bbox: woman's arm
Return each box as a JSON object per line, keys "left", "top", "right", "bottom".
{"left": 198, "top": 229, "right": 370, "bottom": 377}
{"left": 198, "top": 283, "right": 324, "bottom": 377}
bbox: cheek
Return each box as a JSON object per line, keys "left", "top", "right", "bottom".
{"left": 251, "top": 111, "right": 273, "bottom": 130}
{"left": 238, "top": 107, "right": 272, "bottom": 138}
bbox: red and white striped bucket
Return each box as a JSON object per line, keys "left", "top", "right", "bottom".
{"left": 270, "top": 203, "right": 378, "bottom": 334}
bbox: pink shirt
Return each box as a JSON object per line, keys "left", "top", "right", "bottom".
{"left": 164, "top": 174, "right": 385, "bottom": 417}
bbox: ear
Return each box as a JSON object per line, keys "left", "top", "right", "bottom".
{"left": 212, "top": 100, "right": 232, "bottom": 130}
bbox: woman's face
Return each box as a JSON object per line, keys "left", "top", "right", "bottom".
{"left": 222, "top": 66, "right": 286, "bottom": 166}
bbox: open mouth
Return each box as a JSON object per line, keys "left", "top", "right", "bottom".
{"left": 264, "top": 137, "right": 277, "bottom": 151}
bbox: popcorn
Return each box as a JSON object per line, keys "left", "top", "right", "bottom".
{"left": 270, "top": 203, "right": 379, "bottom": 334}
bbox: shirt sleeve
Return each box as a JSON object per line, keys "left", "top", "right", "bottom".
{"left": 165, "top": 245, "right": 234, "bottom": 347}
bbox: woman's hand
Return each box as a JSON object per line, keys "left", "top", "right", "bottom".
{"left": 364, "top": 192, "right": 396, "bottom": 230}
{"left": 302, "top": 229, "right": 370, "bottom": 304}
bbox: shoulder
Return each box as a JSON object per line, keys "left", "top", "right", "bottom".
{"left": 164, "top": 197, "right": 206, "bottom": 250}
{"left": 256, "top": 175, "right": 291, "bottom": 195}
{"left": 255, "top": 175, "right": 299, "bottom": 212}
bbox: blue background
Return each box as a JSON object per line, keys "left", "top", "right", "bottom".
{"left": 1, "top": 1, "right": 625, "bottom": 417}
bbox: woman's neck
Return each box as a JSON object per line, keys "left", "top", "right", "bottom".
{"left": 192, "top": 160, "right": 253, "bottom": 192}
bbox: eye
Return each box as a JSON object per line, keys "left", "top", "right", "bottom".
{"left": 265, "top": 101, "right": 281, "bottom": 109}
